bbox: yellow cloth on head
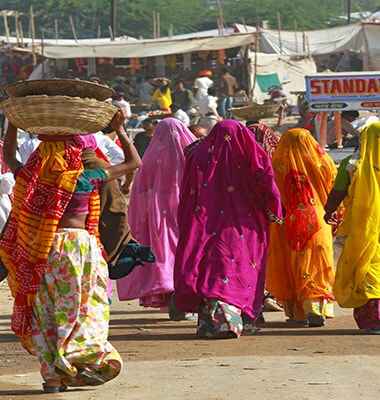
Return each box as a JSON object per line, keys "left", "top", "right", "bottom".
{"left": 334, "top": 122, "right": 380, "bottom": 308}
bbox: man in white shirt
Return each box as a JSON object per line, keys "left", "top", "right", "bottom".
{"left": 194, "top": 74, "right": 214, "bottom": 101}
{"left": 95, "top": 132, "right": 125, "bottom": 165}
{"left": 19, "top": 133, "right": 41, "bottom": 164}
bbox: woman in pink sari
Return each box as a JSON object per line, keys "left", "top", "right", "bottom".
{"left": 117, "top": 118, "right": 196, "bottom": 315}
{"left": 174, "top": 120, "right": 283, "bottom": 339}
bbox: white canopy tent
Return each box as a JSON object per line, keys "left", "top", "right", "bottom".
{"left": 31, "top": 33, "right": 255, "bottom": 59}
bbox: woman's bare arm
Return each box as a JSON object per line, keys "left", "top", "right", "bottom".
{"left": 3, "top": 122, "right": 22, "bottom": 174}
{"left": 104, "top": 111, "right": 142, "bottom": 181}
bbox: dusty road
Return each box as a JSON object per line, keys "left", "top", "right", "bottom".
{"left": 0, "top": 280, "right": 379, "bottom": 400}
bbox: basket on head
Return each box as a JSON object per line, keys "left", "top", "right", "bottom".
{"left": 0, "top": 95, "right": 118, "bottom": 135}
{"left": 3, "top": 79, "right": 114, "bottom": 101}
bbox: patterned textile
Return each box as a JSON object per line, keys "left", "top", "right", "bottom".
{"left": 247, "top": 123, "right": 280, "bottom": 158}
{"left": 267, "top": 129, "right": 337, "bottom": 321}
{"left": 197, "top": 299, "right": 243, "bottom": 339}
{"left": 353, "top": 299, "right": 380, "bottom": 330}
{"left": 0, "top": 137, "right": 101, "bottom": 349}
{"left": 32, "top": 229, "right": 122, "bottom": 385}
{"left": 174, "top": 120, "right": 282, "bottom": 319}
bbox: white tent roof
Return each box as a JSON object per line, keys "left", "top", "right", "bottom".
{"left": 33, "top": 32, "right": 255, "bottom": 59}
{"left": 234, "top": 23, "right": 363, "bottom": 56}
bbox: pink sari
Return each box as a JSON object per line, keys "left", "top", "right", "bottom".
{"left": 174, "top": 120, "right": 282, "bottom": 319}
{"left": 117, "top": 118, "right": 196, "bottom": 307}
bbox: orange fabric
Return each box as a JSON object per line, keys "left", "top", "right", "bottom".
{"left": 0, "top": 139, "right": 101, "bottom": 350}
{"left": 266, "top": 128, "right": 336, "bottom": 319}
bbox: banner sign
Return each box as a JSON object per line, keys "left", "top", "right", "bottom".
{"left": 305, "top": 72, "right": 380, "bottom": 111}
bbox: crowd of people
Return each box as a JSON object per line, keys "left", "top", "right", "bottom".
{"left": 0, "top": 78, "right": 379, "bottom": 393}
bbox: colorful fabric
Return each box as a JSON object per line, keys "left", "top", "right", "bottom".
{"left": 32, "top": 229, "right": 122, "bottom": 385}
{"left": 197, "top": 299, "right": 243, "bottom": 339}
{"left": 266, "top": 128, "right": 337, "bottom": 320}
{"left": 174, "top": 120, "right": 282, "bottom": 319}
{"left": 353, "top": 299, "right": 380, "bottom": 330}
{"left": 152, "top": 87, "right": 172, "bottom": 110}
{"left": 117, "top": 118, "right": 196, "bottom": 307}
{"left": 247, "top": 123, "right": 280, "bottom": 158}
{"left": 0, "top": 137, "right": 101, "bottom": 349}
{"left": 334, "top": 122, "right": 380, "bottom": 308}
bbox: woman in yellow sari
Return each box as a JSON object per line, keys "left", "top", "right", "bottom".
{"left": 325, "top": 121, "right": 380, "bottom": 334}
{"left": 266, "top": 128, "right": 336, "bottom": 327}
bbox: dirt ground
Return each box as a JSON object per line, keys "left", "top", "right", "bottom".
{"left": 1, "top": 277, "right": 380, "bottom": 400}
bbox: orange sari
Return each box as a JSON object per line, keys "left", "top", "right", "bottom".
{"left": 266, "top": 129, "right": 336, "bottom": 321}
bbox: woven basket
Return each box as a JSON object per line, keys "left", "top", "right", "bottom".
{"left": 4, "top": 79, "right": 114, "bottom": 101}
{"left": 0, "top": 95, "right": 117, "bottom": 135}
{"left": 231, "top": 103, "right": 279, "bottom": 121}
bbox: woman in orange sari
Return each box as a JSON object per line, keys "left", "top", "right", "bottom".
{"left": 266, "top": 128, "right": 336, "bottom": 327}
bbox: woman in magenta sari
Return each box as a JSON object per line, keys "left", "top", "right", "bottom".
{"left": 117, "top": 118, "right": 196, "bottom": 314}
{"left": 174, "top": 120, "right": 283, "bottom": 339}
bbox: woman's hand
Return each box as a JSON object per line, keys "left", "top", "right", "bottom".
{"left": 324, "top": 211, "right": 339, "bottom": 226}
{"left": 110, "top": 111, "right": 125, "bottom": 133}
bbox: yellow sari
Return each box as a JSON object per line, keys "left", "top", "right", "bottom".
{"left": 334, "top": 122, "right": 380, "bottom": 309}
{"left": 266, "top": 129, "right": 337, "bottom": 322}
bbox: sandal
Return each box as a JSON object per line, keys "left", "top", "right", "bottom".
{"left": 307, "top": 313, "right": 325, "bottom": 328}
{"left": 42, "top": 383, "right": 68, "bottom": 393}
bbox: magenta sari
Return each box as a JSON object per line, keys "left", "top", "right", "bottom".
{"left": 117, "top": 118, "right": 196, "bottom": 307}
{"left": 174, "top": 120, "right": 282, "bottom": 320}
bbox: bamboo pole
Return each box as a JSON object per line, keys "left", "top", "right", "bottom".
{"left": 334, "top": 111, "right": 343, "bottom": 148}
{"left": 15, "top": 12, "right": 20, "bottom": 46}
{"left": 18, "top": 19, "right": 24, "bottom": 46}
{"left": 153, "top": 11, "right": 157, "bottom": 39}
{"left": 277, "top": 12, "right": 283, "bottom": 54}
{"left": 2, "top": 13, "right": 10, "bottom": 43}
{"left": 54, "top": 19, "right": 59, "bottom": 43}
{"left": 157, "top": 12, "right": 160, "bottom": 38}
{"left": 30, "top": 6, "right": 37, "bottom": 65}
{"left": 69, "top": 15, "right": 78, "bottom": 42}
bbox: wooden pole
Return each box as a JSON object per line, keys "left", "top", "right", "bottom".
{"left": 157, "top": 12, "right": 160, "bottom": 38}
{"left": 153, "top": 11, "right": 157, "bottom": 39}
{"left": 319, "top": 112, "right": 328, "bottom": 148}
{"left": 111, "top": 0, "right": 117, "bottom": 38}
{"left": 347, "top": 0, "right": 352, "bottom": 25}
{"left": 277, "top": 12, "right": 283, "bottom": 54}
{"left": 69, "top": 15, "right": 78, "bottom": 42}
{"left": 54, "top": 19, "right": 59, "bottom": 42}
{"left": 216, "top": 0, "right": 224, "bottom": 33}
{"left": 294, "top": 20, "right": 298, "bottom": 55}
{"left": 334, "top": 111, "right": 343, "bottom": 148}
{"left": 18, "top": 19, "right": 24, "bottom": 46}
{"left": 2, "top": 13, "right": 10, "bottom": 43}
{"left": 15, "top": 12, "right": 20, "bottom": 46}
{"left": 108, "top": 25, "right": 114, "bottom": 40}
{"left": 41, "top": 28, "right": 46, "bottom": 78}
{"left": 30, "top": 6, "right": 37, "bottom": 65}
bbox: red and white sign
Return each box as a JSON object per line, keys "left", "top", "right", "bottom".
{"left": 305, "top": 72, "right": 380, "bottom": 111}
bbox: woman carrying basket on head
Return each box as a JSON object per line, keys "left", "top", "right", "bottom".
{"left": 0, "top": 111, "right": 141, "bottom": 393}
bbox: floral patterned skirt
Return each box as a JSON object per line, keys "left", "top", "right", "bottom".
{"left": 31, "top": 229, "right": 122, "bottom": 386}
{"left": 354, "top": 299, "right": 380, "bottom": 330}
{"left": 197, "top": 299, "right": 243, "bottom": 339}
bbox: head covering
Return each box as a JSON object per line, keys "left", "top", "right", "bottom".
{"left": 0, "top": 136, "right": 100, "bottom": 348}
{"left": 116, "top": 118, "right": 196, "bottom": 305}
{"left": 266, "top": 128, "right": 337, "bottom": 317}
{"left": 174, "top": 120, "right": 283, "bottom": 318}
{"left": 247, "top": 122, "right": 280, "bottom": 158}
{"left": 334, "top": 122, "right": 380, "bottom": 308}
{"left": 271, "top": 128, "right": 336, "bottom": 251}
{"left": 198, "top": 70, "right": 213, "bottom": 77}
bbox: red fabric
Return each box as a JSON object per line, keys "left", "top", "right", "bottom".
{"left": 284, "top": 170, "right": 320, "bottom": 251}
